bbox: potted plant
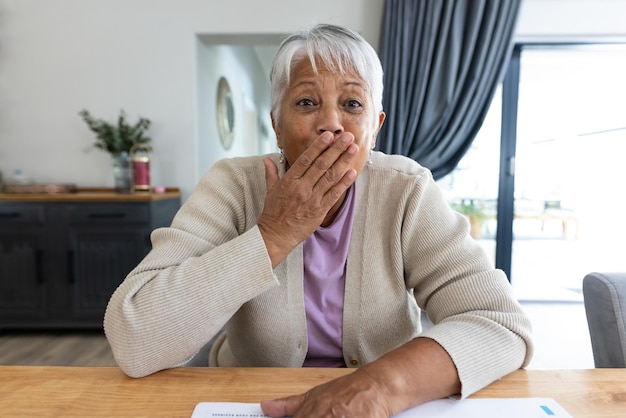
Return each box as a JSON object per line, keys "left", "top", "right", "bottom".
{"left": 79, "top": 109, "right": 152, "bottom": 154}
{"left": 79, "top": 109, "right": 152, "bottom": 193}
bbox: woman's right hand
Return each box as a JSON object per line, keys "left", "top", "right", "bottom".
{"left": 257, "top": 131, "right": 359, "bottom": 267}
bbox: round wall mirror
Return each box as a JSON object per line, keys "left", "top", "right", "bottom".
{"left": 216, "top": 76, "right": 235, "bottom": 150}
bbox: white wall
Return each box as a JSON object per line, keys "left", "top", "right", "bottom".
{"left": 516, "top": 0, "right": 626, "bottom": 40}
{"left": 0, "top": 0, "right": 625, "bottom": 201}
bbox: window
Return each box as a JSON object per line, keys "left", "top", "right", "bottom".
{"left": 439, "top": 43, "right": 626, "bottom": 302}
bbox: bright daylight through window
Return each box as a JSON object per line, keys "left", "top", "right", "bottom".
{"left": 438, "top": 44, "right": 626, "bottom": 302}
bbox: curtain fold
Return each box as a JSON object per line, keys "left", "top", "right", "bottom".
{"left": 376, "top": 0, "right": 521, "bottom": 180}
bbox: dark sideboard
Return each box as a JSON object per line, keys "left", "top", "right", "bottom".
{"left": 0, "top": 188, "right": 181, "bottom": 330}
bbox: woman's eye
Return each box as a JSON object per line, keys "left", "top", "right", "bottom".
{"left": 296, "top": 98, "right": 314, "bottom": 106}
{"left": 346, "top": 99, "right": 363, "bottom": 109}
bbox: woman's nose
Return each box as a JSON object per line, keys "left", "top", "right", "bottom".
{"left": 317, "top": 105, "right": 344, "bottom": 136}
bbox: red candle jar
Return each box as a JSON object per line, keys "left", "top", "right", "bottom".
{"left": 130, "top": 144, "right": 152, "bottom": 192}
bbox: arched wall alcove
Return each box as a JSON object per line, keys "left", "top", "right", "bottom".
{"left": 196, "top": 34, "right": 283, "bottom": 178}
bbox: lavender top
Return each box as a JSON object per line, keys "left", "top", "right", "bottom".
{"left": 302, "top": 185, "right": 356, "bottom": 367}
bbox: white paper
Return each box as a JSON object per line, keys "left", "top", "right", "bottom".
{"left": 394, "top": 398, "right": 572, "bottom": 417}
{"left": 191, "top": 402, "right": 269, "bottom": 417}
{"left": 191, "top": 398, "right": 573, "bottom": 418}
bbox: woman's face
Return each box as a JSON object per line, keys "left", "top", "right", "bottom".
{"left": 271, "top": 58, "right": 385, "bottom": 176}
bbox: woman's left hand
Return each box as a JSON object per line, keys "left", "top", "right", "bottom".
{"left": 260, "top": 368, "right": 393, "bottom": 417}
{"left": 260, "top": 338, "right": 462, "bottom": 417}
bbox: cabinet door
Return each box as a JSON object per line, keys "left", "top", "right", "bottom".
{"left": 66, "top": 203, "right": 152, "bottom": 320}
{"left": 67, "top": 226, "right": 150, "bottom": 319}
{"left": 0, "top": 206, "right": 46, "bottom": 319}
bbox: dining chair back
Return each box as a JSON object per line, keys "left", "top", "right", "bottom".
{"left": 582, "top": 272, "right": 626, "bottom": 368}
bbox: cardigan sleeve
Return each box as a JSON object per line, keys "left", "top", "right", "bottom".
{"left": 103, "top": 158, "right": 277, "bottom": 378}
{"left": 401, "top": 170, "right": 533, "bottom": 397}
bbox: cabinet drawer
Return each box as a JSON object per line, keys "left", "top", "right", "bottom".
{"left": 67, "top": 205, "right": 149, "bottom": 223}
{"left": 0, "top": 206, "right": 43, "bottom": 223}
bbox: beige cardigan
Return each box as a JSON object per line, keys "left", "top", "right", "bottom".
{"left": 104, "top": 151, "right": 533, "bottom": 397}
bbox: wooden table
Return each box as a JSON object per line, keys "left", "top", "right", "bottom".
{"left": 0, "top": 366, "right": 624, "bottom": 417}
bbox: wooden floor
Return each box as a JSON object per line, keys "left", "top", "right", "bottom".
{"left": 0, "top": 302, "right": 595, "bottom": 369}
{"left": 0, "top": 329, "right": 213, "bottom": 367}
{"left": 0, "top": 330, "right": 116, "bottom": 366}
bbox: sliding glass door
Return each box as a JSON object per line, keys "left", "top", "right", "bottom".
{"left": 438, "top": 43, "right": 626, "bottom": 302}
{"left": 512, "top": 44, "right": 626, "bottom": 301}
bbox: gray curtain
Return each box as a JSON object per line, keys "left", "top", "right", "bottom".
{"left": 376, "top": 0, "right": 521, "bottom": 180}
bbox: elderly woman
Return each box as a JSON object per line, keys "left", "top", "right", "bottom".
{"left": 104, "top": 23, "right": 533, "bottom": 417}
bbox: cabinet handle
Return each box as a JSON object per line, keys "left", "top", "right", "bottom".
{"left": 67, "top": 250, "right": 75, "bottom": 284}
{"left": 36, "top": 249, "right": 44, "bottom": 284}
{"left": 87, "top": 213, "right": 126, "bottom": 219}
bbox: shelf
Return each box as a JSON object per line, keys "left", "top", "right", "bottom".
{"left": 0, "top": 187, "right": 181, "bottom": 202}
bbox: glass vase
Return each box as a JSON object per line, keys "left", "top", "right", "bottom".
{"left": 111, "top": 152, "right": 133, "bottom": 194}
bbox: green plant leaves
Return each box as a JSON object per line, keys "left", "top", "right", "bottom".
{"left": 79, "top": 109, "right": 152, "bottom": 154}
